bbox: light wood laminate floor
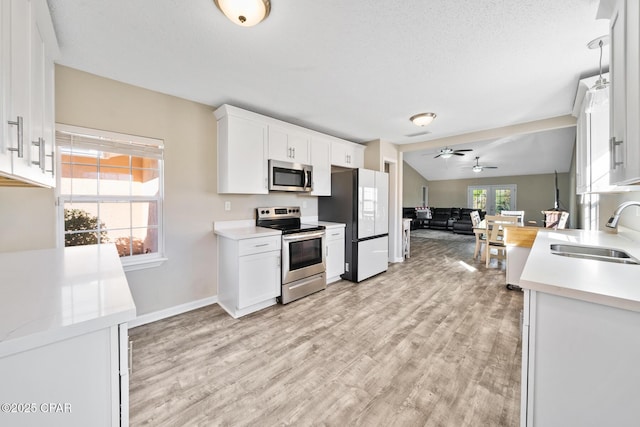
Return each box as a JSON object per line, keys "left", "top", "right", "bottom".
{"left": 130, "top": 233, "right": 522, "bottom": 426}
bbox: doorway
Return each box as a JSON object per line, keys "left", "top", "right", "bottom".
{"left": 468, "top": 184, "right": 517, "bottom": 215}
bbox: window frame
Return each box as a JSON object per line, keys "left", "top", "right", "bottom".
{"left": 55, "top": 124, "right": 167, "bottom": 271}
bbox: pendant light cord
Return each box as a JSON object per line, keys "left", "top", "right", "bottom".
{"left": 598, "top": 39, "right": 604, "bottom": 79}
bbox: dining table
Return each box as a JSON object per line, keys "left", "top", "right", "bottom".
{"left": 472, "top": 218, "right": 538, "bottom": 261}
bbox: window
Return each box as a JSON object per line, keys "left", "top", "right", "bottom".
{"left": 468, "top": 184, "right": 517, "bottom": 215}
{"left": 56, "top": 124, "right": 165, "bottom": 271}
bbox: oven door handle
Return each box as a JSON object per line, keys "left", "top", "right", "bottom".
{"left": 282, "top": 230, "right": 325, "bottom": 242}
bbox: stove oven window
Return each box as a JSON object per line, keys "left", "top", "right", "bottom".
{"left": 289, "top": 238, "right": 322, "bottom": 270}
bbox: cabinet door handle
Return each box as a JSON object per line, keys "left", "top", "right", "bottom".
{"left": 7, "top": 116, "right": 24, "bottom": 158}
{"left": 46, "top": 151, "right": 54, "bottom": 176}
{"left": 276, "top": 255, "right": 280, "bottom": 268}
{"left": 326, "top": 245, "right": 329, "bottom": 257}
{"left": 331, "top": 232, "right": 340, "bottom": 236}
{"left": 610, "top": 137, "right": 624, "bottom": 169}
{"left": 31, "top": 138, "right": 46, "bottom": 172}
{"left": 128, "top": 340, "right": 133, "bottom": 375}
{"left": 254, "top": 243, "right": 269, "bottom": 247}
{"left": 293, "top": 147, "right": 296, "bottom": 158}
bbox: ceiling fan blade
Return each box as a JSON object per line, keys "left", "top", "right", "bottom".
{"left": 484, "top": 166, "right": 498, "bottom": 169}
{"left": 452, "top": 152, "right": 465, "bottom": 156}
{"left": 433, "top": 154, "right": 442, "bottom": 159}
{"left": 454, "top": 149, "right": 473, "bottom": 153}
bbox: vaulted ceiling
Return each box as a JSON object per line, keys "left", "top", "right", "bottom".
{"left": 48, "top": 0, "right": 608, "bottom": 179}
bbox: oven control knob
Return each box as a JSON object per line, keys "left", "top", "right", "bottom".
{"left": 266, "top": 210, "right": 270, "bottom": 214}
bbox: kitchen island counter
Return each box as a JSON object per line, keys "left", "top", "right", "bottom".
{"left": 0, "top": 243, "right": 136, "bottom": 358}
{"left": 520, "top": 228, "right": 640, "bottom": 312}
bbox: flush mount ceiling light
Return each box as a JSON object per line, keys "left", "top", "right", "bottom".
{"left": 214, "top": 0, "right": 271, "bottom": 27}
{"left": 410, "top": 112, "right": 437, "bottom": 127}
{"left": 585, "top": 35, "right": 610, "bottom": 112}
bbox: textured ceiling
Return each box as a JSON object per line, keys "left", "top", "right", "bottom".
{"left": 403, "top": 127, "right": 577, "bottom": 181}
{"left": 47, "top": 0, "right": 608, "bottom": 178}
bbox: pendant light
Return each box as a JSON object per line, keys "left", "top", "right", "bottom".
{"left": 214, "top": 0, "right": 271, "bottom": 27}
{"left": 585, "top": 35, "right": 610, "bottom": 113}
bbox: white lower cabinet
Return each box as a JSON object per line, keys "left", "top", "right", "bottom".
{"left": 0, "top": 324, "right": 130, "bottom": 427}
{"left": 521, "top": 289, "right": 640, "bottom": 426}
{"left": 218, "top": 234, "right": 281, "bottom": 318}
{"left": 325, "top": 225, "right": 345, "bottom": 283}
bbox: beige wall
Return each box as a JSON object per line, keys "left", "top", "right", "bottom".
{"left": 0, "top": 66, "right": 318, "bottom": 316}
{"left": 402, "top": 162, "right": 428, "bottom": 207}
{"left": 426, "top": 173, "right": 570, "bottom": 227}
{"left": 0, "top": 187, "right": 57, "bottom": 251}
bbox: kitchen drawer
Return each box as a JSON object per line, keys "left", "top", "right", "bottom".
{"left": 325, "top": 227, "right": 345, "bottom": 242}
{"left": 238, "top": 236, "right": 281, "bottom": 256}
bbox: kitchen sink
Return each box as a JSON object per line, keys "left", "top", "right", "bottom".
{"left": 550, "top": 244, "right": 640, "bottom": 265}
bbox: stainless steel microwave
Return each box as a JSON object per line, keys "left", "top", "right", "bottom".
{"left": 268, "top": 159, "right": 313, "bottom": 192}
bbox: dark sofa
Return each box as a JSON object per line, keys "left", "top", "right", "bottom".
{"left": 452, "top": 208, "right": 484, "bottom": 234}
{"left": 429, "top": 208, "right": 451, "bottom": 230}
{"left": 403, "top": 207, "right": 485, "bottom": 234}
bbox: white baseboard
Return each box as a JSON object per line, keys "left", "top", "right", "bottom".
{"left": 392, "top": 257, "right": 405, "bottom": 263}
{"left": 128, "top": 295, "right": 218, "bottom": 328}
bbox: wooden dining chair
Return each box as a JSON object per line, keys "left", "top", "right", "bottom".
{"left": 470, "top": 210, "right": 485, "bottom": 259}
{"left": 500, "top": 210, "right": 525, "bottom": 225}
{"left": 485, "top": 215, "right": 519, "bottom": 267}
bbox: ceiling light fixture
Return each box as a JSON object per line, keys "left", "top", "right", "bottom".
{"left": 472, "top": 164, "right": 482, "bottom": 173}
{"left": 410, "top": 112, "right": 437, "bottom": 127}
{"left": 585, "top": 35, "right": 610, "bottom": 113}
{"left": 214, "top": 0, "right": 271, "bottom": 27}
{"left": 440, "top": 152, "right": 453, "bottom": 159}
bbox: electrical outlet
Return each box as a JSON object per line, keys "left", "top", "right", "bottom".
{"left": 224, "top": 201, "right": 231, "bottom": 211}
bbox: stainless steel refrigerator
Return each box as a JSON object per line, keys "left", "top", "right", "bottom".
{"left": 318, "top": 168, "right": 389, "bottom": 282}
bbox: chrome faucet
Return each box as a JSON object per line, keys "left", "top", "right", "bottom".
{"left": 605, "top": 201, "right": 640, "bottom": 229}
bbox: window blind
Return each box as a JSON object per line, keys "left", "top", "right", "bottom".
{"left": 55, "top": 124, "right": 164, "bottom": 159}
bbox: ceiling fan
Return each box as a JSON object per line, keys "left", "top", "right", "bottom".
{"left": 434, "top": 147, "right": 472, "bottom": 159}
{"left": 472, "top": 156, "right": 498, "bottom": 172}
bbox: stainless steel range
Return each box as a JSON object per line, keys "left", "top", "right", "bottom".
{"left": 256, "top": 207, "right": 326, "bottom": 304}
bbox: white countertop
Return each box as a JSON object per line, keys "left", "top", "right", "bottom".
{"left": 520, "top": 229, "right": 640, "bottom": 312}
{"left": 213, "top": 218, "right": 344, "bottom": 240}
{"left": 214, "top": 226, "right": 281, "bottom": 240}
{"left": 0, "top": 244, "right": 136, "bottom": 358}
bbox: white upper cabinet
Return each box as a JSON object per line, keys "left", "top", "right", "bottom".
{"left": 331, "top": 139, "right": 364, "bottom": 168}
{"left": 310, "top": 136, "right": 331, "bottom": 196}
{"left": 215, "top": 104, "right": 365, "bottom": 195}
{"left": 573, "top": 73, "right": 625, "bottom": 193}
{"left": 604, "top": 0, "right": 640, "bottom": 185}
{"left": 215, "top": 105, "right": 268, "bottom": 194}
{"left": 268, "top": 125, "right": 310, "bottom": 164}
{"left": 1, "top": 0, "right": 57, "bottom": 187}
